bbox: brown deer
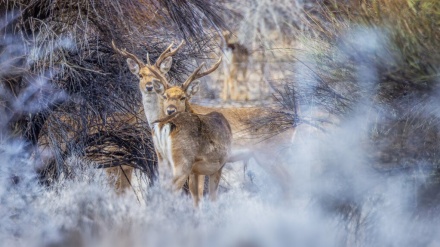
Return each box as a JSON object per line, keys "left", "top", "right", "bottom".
{"left": 112, "top": 40, "right": 190, "bottom": 190}
{"left": 152, "top": 110, "right": 232, "bottom": 207}
{"left": 113, "top": 41, "right": 295, "bottom": 196}
{"left": 108, "top": 41, "right": 185, "bottom": 192}
{"left": 151, "top": 58, "right": 296, "bottom": 195}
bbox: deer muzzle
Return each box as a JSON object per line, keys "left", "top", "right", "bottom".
{"left": 145, "top": 82, "right": 154, "bottom": 92}
{"left": 166, "top": 105, "right": 177, "bottom": 115}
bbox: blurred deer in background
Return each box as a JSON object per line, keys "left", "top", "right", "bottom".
{"left": 221, "top": 31, "right": 250, "bottom": 101}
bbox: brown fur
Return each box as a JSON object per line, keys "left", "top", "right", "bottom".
{"left": 152, "top": 111, "right": 232, "bottom": 206}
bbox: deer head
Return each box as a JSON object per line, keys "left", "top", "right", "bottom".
{"left": 152, "top": 57, "right": 222, "bottom": 116}
{"left": 111, "top": 40, "right": 184, "bottom": 96}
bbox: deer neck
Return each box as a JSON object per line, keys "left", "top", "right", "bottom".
{"left": 141, "top": 92, "right": 165, "bottom": 127}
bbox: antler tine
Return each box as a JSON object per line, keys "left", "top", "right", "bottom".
{"left": 182, "top": 57, "right": 222, "bottom": 90}
{"left": 147, "top": 53, "right": 151, "bottom": 66}
{"left": 154, "top": 42, "right": 173, "bottom": 67}
{"left": 154, "top": 40, "right": 185, "bottom": 67}
{"left": 169, "top": 40, "right": 185, "bottom": 56}
{"left": 193, "top": 57, "right": 222, "bottom": 80}
{"left": 148, "top": 66, "right": 170, "bottom": 89}
{"left": 181, "top": 64, "right": 205, "bottom": 90}
{"left": 111, "top": 40, "right": 145, "bottom": 67}
{"left": 182, "top": 63, "right": 205, "bottom": 90}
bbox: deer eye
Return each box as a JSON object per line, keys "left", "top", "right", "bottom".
{"left": 180, "top": 97, "right": 186, "bottom": 101}
{"left": 162, "top": 95, "right": 167, "bottom": 100}
{"left": 139, "top": 74, "right": 143, "bottom": 79}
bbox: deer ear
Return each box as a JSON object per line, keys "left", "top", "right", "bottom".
{"left": 159, "top": 57, "right": 173, "bottom": 74}
{"left": 186, "top": 80, "right": 200, "bottom": 97}
{"left": 126, "top": 58, "right": 140, "bottom": 75}
{"left": 152, "top": 79, "right": 165, "bottom": 95}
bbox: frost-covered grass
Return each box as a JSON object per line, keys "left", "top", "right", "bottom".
{"left": 2, "top": 1, "right": 440, "bottom": 246}
{"left": 1, "top": 118, "right": 440, "bottom": 247}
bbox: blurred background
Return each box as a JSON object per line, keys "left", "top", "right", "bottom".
{"left": 1, "top": 0, "right": 440, "bottom": 246}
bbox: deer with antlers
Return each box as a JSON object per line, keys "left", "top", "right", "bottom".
{"left": 112, "top": 40, "right": 191, "bottom": 187}
{"left": 152, "top": 110, "right": 232, "bottom": 206}
{"left": 112, "top": 41, "right": 295, "bottom": 199}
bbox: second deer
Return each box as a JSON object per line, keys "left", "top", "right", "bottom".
{"left": 152, "top": 110, "right": 232, "bottom": 207}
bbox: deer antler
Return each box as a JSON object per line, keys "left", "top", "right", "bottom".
{"left": 111, "top": 41, "right": 145, "bottom": 67}
{"left": 148, "top": 67, "right": 170, "bottom": 90}
{"left": 182, "top": 57, "right": 222, "bottom": 90}
{"left": 154, "top": 40, "right": 185, "bottom": 68}
{"left": 112, "top": 40, "right": 186, "bottom": 89}
{"left": 146, "top": 53, "right": 151, "bottom": 66}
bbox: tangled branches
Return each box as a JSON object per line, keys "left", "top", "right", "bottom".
{"left": 0, "top": 0, "right": 229, "bottom": 184}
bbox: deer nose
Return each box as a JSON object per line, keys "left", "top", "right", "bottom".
{"left": 166, "top": 106, "right": 177, "bottom": 115}
{"left": 145, "top": 83, "right": 153, "bottom": 92}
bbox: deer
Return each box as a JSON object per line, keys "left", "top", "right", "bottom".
{"left": 112, "top": 41, "right": 296, "bottom": 197}
{"left": 151, "top": 58, "right": 297, "bottom": 196}
{"left": 112, "top": 40, "right": 191, "bottom": 188}
{"left": 152, "top": 110, "right": 232, "bottom": 207}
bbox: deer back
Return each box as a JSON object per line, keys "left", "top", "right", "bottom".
{"left": 191, "top": 105, "right": 292, "bottom": 148}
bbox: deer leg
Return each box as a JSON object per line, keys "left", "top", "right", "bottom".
{"left": 198, "top": 175, "right": 205, "bottom": 199}
{"left": 208, "top": 168, "right": 223, "bottom": 201}
{"left": 230, "top": 65, "right": 238, "bottom": 101}
{"left": 188, "top": 174, "right": 200, "bottom": 207}
{"left": 173, "top": 174, "right": 189, "bottom": 195}
{"left": 222, "top": 71, "right": 230, "bottom": 101}
{"left": 118, "top": 165, "right": 134, "bottom": 193}
{"left": 243, "top": 158, "right": 249, "bottom": 180}
{"left": 227, "top": 150, "right": 254, "bottom": 180}
{"left": 104, "top": 165, "right": 132, "bottom": 194}
{"left": 156, "top": 152, "right": 172, "bottom": 187}
{"left": 171, "top": 160, "right": 192, "bottom": 193}
{"left": 253, "top": 152, "right": 292, "bottom": 198}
